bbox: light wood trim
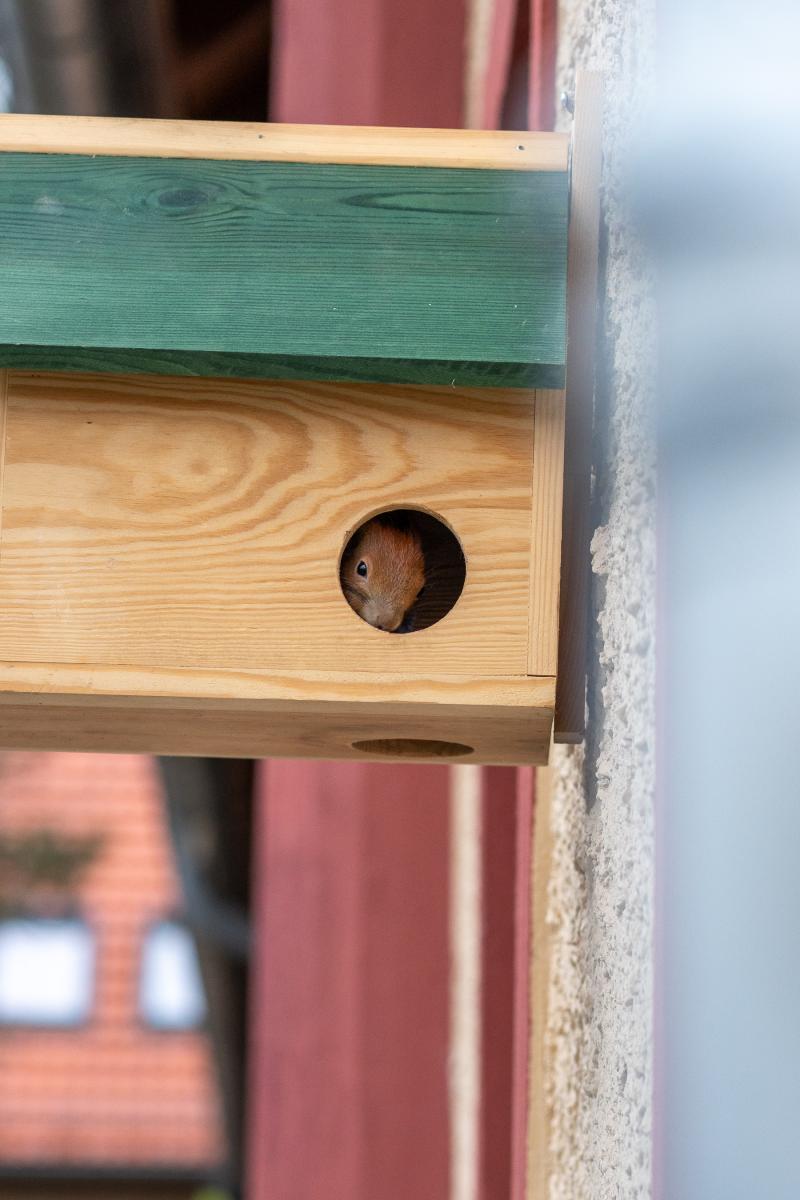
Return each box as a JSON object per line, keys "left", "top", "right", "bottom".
{"left": 0, "top": 114, "right": 569, "bottom": 171}
{"left": 555, "top": 70, "right": 604, "bottom": 739}
{"left": 528, "top": 390, "right": 566, "bottom": 675}
{"left": 527, "top": 765, "right": 556, "bottom": 1198}
{"left": 0, "top": 662, "right": 555, "bottom": 710}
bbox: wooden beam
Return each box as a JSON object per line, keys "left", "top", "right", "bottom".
{"left": 0, "top": 148, "right": 568, "bottom": 388}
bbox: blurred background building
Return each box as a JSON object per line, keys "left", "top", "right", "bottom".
{"left": 0, "top": 754, "right": 223, "bottom": 1197}
{"left": 0, "top": 749, "right": 252, "bottom": 1200}
{"left": 0, "top": 1, "right": 269, "bottom": 121}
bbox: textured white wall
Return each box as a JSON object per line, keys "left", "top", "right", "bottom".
{"left": 543, "top": 3, "right": 656, "bottom": 1196}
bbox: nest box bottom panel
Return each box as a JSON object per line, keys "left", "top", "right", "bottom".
{"left": 0, "top": 370, "right": 564, "bottom": 764}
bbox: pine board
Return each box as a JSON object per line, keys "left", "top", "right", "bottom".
{"left": 0, "top": 154, "right": 568, "bottom": 387}
{"left": 0, "top": 682, "right": 556, "bottom": 765}
{"left": 0, "top": 114, "right": 570, "bottom": 172}
{"left": 0, "top": 371, "right": 535, "bottom": 677}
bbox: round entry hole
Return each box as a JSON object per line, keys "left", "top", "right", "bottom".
{"left": 339, "top": 508, "right": 466, "bottom": 634}
{"left": 352, "top": 738, "right": 474, "bottom": 759}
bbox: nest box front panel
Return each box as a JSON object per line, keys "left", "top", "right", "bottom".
{"left": 0, "top": 371, "right": 536, "bottom": 677}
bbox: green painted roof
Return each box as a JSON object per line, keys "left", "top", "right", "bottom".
{"left": 0, "top": 153, "right": 568, "bottom": 388}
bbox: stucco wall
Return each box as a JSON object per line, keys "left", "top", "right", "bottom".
{"left": 544, "top": 3, "right": 656, "bottom": 1197}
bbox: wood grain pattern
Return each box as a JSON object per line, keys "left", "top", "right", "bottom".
{"left": 555, "top": 71, "right": 603, "bottom": 740}
{"left": 0, "top": 114, "right": 569, "bottom": 171}
{"left": 0, "top": 364, "right": 567, "bottom": 762}
{"left": 0, "top": 662, "right": 555, "bottom": 709}
{"left": 0, "top": 153, "right": 567, "bottom": 388}
{"left": 0, "top": 677, "right": 556, "bottom": 765}
{"left": 0, "top": 372, "right": 534, "bottom": 676}
{"left": 528, "top": 390, "right": 566, "bottom": 675}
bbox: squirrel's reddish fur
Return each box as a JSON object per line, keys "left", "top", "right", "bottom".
{"left": 341, "top": 519, "right": 425, "bottom": 632}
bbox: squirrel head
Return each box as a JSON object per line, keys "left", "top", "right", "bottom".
{"left": 341, "top": 518, "right": 426, "bottom": 633}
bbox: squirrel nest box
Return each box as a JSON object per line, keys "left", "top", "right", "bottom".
{"left": 0, "top": 93, "right": 600, "bottom": 765}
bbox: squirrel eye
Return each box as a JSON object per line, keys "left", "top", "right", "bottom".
{"left": 356, "top": 560, "right": 368, "bottom": 577}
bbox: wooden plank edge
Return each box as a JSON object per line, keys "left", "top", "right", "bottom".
{"left": 0, "top": 663, "right": 556, "bottom": 710}
{"left": 0, "top": 699, "right": 553, "bottom": 765}
{"left": 0, "top": 346, "right": 566, "bottom": 390}
{"left": 554, "top": 71, "right": 604, "bottom": 741}
{"left": 0, "top": 115, "right": 569, "bottom": 172}
{"left": 528, "top": 390, "right": 567, "bottom": 676}
{"left": 0, "top": 713, "right": 551, "bottom": 766}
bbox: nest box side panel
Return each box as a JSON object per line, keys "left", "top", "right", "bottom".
{"left": 528, "top": 389, "right": 566, "bottom": 676}
{"left": 0, "top": 127, "right": 568, "bottom": 389}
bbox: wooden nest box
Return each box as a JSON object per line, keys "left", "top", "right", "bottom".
{"left": 0, "top": 93, "right": 600, "bottom": 765}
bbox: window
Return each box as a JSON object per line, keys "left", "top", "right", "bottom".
{"left": 0, "top": 916, "right": 94, "bottom": 1026}
{"left": 139, "top": 920, "right": 206, "bottom": 1030}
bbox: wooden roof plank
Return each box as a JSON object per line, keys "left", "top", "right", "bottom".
{"left": 0, "top": 150, "right": 568, "bottom": 387}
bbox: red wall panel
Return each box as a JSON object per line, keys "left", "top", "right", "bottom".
{"left": 271, "top": 0, "right": 466, "bottom": 127}
{"left": 247, "top": 761, "right": 450, "bottom": 1199}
